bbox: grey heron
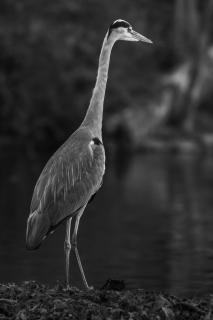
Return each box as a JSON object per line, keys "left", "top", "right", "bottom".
{"left": 26, "top": 19, "right": 152, "bottom": 290}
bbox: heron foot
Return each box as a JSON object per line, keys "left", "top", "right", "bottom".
{"left": 65, "top": 284, "right": 71, "bottom": 291}
{"left": 86, "top": 285, "right": 94, "bottom": 291}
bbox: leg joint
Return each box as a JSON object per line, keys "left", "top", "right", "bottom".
{"left": 64, "top": 240, "right": 71, "bottom": 251}
{"left": 71, "top": 238, "right": 77, "bottom": 248}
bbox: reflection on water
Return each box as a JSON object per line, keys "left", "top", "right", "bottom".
{"left": 0, "top": 147, "right": 213, "bottom": 296}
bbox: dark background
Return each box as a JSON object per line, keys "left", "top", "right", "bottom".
{"left": 1, "top": 0, "right": 213, "bottom": 151}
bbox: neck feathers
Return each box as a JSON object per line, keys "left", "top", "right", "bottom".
{"left": 82, "top": 33, "right": 114, "bottom": 138}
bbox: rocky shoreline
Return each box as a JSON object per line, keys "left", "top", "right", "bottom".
{"left": 0, "top": 280, "right": 212, "bottom": 319}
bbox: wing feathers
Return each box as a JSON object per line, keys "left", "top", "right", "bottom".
{"left": 27, "top": 128, "right": 105, "bottom": 249}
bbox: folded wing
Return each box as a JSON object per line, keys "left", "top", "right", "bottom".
{"left": 26, "top": 129, "right": 105, "bottom": 249}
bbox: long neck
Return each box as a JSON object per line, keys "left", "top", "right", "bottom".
{"left": 81, "top": 33, "right": 115, "bottom": 138}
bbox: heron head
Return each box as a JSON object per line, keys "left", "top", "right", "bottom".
{"left": 108, "top": 19, "right": 152, "bottom": 44}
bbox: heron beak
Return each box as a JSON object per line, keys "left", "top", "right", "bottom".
{"left": 131, "top": 30, "right": 153, "bottom": 44}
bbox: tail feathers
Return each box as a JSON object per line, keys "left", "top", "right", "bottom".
{"left": 26, "top": 210, "right": 50, "bottom": 250}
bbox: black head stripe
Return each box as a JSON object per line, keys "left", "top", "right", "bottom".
{"left": 107, "top": 19, "right": 131, "bottom": 38}
{"left": 110, "top": 20, "right": 131, "bottom": 29}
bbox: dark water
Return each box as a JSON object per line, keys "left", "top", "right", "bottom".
{"left": 1, "top": 147, "right": 213, "bottom": 296}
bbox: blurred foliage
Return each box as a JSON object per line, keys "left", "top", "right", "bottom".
{"left": 0, "top": 0, "right": 213, "bottom": 150}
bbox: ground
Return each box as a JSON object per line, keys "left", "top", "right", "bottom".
{"left": 0, "top": 280, "right": 212, "bottom": 320}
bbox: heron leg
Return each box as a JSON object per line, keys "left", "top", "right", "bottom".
{"left": 71, "top": 206, "right": 93, "bottom": 290}
{"left": 64, "top": 217, "right": 72, "bottom": 289}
